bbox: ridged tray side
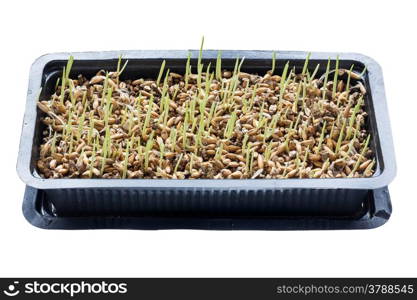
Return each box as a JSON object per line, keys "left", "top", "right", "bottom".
{"left": 23, "top": 187, "right": 391, "bottom": 230}
{"left": 43, "top": 188, "right": 368, "bottom": 217}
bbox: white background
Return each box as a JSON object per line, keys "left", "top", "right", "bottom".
{"left": 0, "top": 0, "right": 415, "bottom": 277}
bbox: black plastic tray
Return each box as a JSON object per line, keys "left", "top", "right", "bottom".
{"left": 22, "top": 186, "right": 392, "bottom": 230}
{"left": 17, "top": 50, "right": 396, "bottom": 230}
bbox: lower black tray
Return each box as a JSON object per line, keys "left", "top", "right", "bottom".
{"left": 22, "top": 187, "right": 391, "bottom": 230}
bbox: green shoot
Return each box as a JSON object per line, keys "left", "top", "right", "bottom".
{"left": 257, "top": 100, "right": 266, "bottom": 128}
{"left": 302, "top": 52, "right": 311, "bottom": 76}
{"left": 122, "top": 140, "right": 131, "bottom": 179}
{"left": 116, "top": 55, "right": 122, "bottom": 79}
{"left": 81, "top": 90, "right": 87, "bottom": 107}
{"left": 204, "top": 64, "right": 213, "bottom": 96}
{"left": 301, "top": 78, "right": 307, "bottom": 110}
{"left": 50, "top": 132, "right": 57, "bottom": 155}
{"left": 185, "top": 52, "right": 191, "bottom": 89}
{"left": 347, "top": 125, "right": 358, "bottom": 156}
{"left": 128, "top": 110, "right": 134, "bottom": 135}
{"left": 329, "top": 121, "right": 335, "bottom": 140}
{"left": 349, "top": 134, "right": 371, "bottom": 177}
{"left": 159, "top": 74, "right": 171, "bottom": 123}
{"left": 245, "top": 143, "right": 252, "bottom": 173}
{"left": 292, "top": 83, "right": 302, "bottom": 113}
{"left": 65, "top": 56, "right": 74, "bottom": 82}
{"left": 316, "top": 121, "right": 327, "bottom": 154}
{"left": 144, "top": 131, "right": 155, "bottom": 170}
{"left": 216, "top": 50, "right": 222, "bottom": 80}
{"left": 293, "top": 113, "right": 301, "bottom": 131}
{"left": 59, "top": 67, "right": 66, "bottom": 105}
{"left": 136, "top": 136, "right": 142, "bottom": 162}
{"left": 248, "top": 84, "right": 257, "bottom": 112}
{"left": 206, "top": 101, "right": 217, "bottom": 130}
{"left": 271, "top": 51, "right": 276, "bottom": 74}
{"left": 215, "top": 143, "right": 223, "bottom": 161}
{"left": 345, "top": 64, "right": 355, "bottom": 92}
{"left": 360, "top": 66, "right": 367, "bottom": 77}
{"left": 65, "top": 109, "right": 73, "bottom": 141}
{"left": 156, "top": 60, "right": 166, "bottom": 86}
{"left": 77, "top": 101, "right": 87, "bottom": 141}
{"left": 198, "top": 36, "right": 204, "bottom": 67}
{"left": 295, "top": 152, "right": 301, "bottom": 170}
{"left": 196, "top": 116, "right": 206, "bottom": 148}
{"left": 346, "top": 96, "right": 363, "bottom": 140}
{"left": 224, "top": 57, "right": 242, "bottom": 102}
{"left": 68, "top": 80, "right": 76, "bottom": 107}
{"left": 332, "top": 55, "right": 340, "bottom": 100}
{"left": 101, "top": 127, "right": 111, "bottom": 175}
{"left": 309, "top": 63, "right": 320, "bottom": 83}
{"left": 242, "top": 133, "right": 249, "bottom": 154}
{"left": 157, "top": 137, "right": 165, "bottom": 163}
{"left": 182, "top": 106, "right": 190, "bottom": 148}
{"left": 224, "top": 112, "right": 237, "bottom": 139}
{"left": 279, "top": 61, "right": 290, "bottom": 102}
{"left": 335, "top": 117, "right": 347, "bottom": 153}
{"left": 58, "top": 56, "right": 74, "bottom": 105}
{"left": 197, "top": 36, "right": 205, "bottom": 90}
{"left": 101, "top": 72, "right": 109, "bottom": 107}
{"left": 170, "top": 128, "right": 177, "bottom": 151}
{"left": 189, "top": 153, "right": 194, "bottom": 172}
{"left": 89, "top": 136, "right": 98, "bottom": 178}
{"left": 189, "top": 94, "right": 197, "bottom": 124}
{"left": 104, "top": 87, "right": 113, "bottom": 127}
{"left": 174, "top": 153, "right": 183, "bottom": 174}
{"left": 86, "top": 112, "right": 93, "bottom": 145}
{"left": 264, "top": 141, "right": 274, "bottom": 161}
{"left": 142, "top": 95, "right": 154, "bottom": 132}
{"left": 284, "top": 122, "right": 293, "bottom": 152}
{"left": 116, "top": 55, "right": 122, "bottom": 85}
{"left": 322, "top": 57, "right": 331, "bottom": 100}
{"left": 190, "top": 114, "right": 198, "bottom": 134}
{"left": 264, "top": 113, "right": 280, "bottom": 140}
{"left": 55, "top": 77, "right": 61, "bottom": 90}
{"left": 116, "top": 54, "right": 128, "bottom": 85}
